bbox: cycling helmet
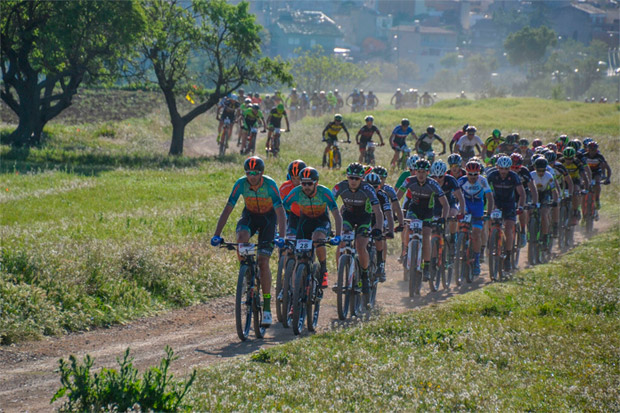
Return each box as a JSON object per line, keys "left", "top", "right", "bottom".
{"left": 414, "top": 159, "right": 431, "bottom": 171}
{"left": 587, "top": 141, "right": 599, "bottom": 150}
{"left": 334, "top": 114, "right": 343, "bottom": 121}
{"left": 519, "top": 138, "right": 529, "bottom": 146}
{"left": 492, "top": 129, "right": 501, "bottom": 138}
{"left": 364, "top": 165, "right": 374, "bottom": 176}
{"left": 505, "top": 134, "right": 517, "bottom": 144}
{"left": 562, "top": 147, "right": 576, "bottom": 159}
{"left": 251, "top": 103, "right": 260, "bottom": 110}
{"left": 238, "top": 88, "right": 244, "bottom": 93}
{"left": 406, "top": 154, "right": 420, "bottom": 170}
{"left": 277, "top": 103, "right": 285, "bottom": 112}
{"left": 346, "top": 162, "right": 365, "bottom": 177}
{"left": 510, "top": 153, "right": 523, "bottom": 166}
{"left": 556, "top": 135, "right": 569, "bottom": 149}
{"left": 447, "top": 153, "right": 462, "bottom": 166}
{"left": 364, "top": 172, "right": 381, "bottom": 187}
{"left": 244, "top": 98, "right": 252, "bottom": 104}
{"left": 546, "top": 143, "right": 558, "bottom": 153}
{"left": 365, "top": 115, "right": 374, "bottom": 122}
{"left": 401, "top": 118, "right": 410, "bottom": 126}
{"left": 396, "top": 88, "right": 401, "bottom": 92}
{"left": 488, "top": 154, "right": 500, "bottom": 167}
{"left": 299, "top": 167, "right": 319, "bottom": 183}
{"left": 372, "top": 165, "right": 388, "bottom": 178}
{"left": 466, "top": 125, "right": 477, "bottom": 133}
{"left": 496, "top": 156, "right": 512, "bottom": 169}
{"left": 334, "top": 89, "right": 339, "bottom": 93}
{"left": 534, "top": 157, "right": 549, "bottom": 170}
{"left": 462, "top": 124, "right": 469, "bottom": 132}
{"left": 582, "top": 137, "right": 593, "bottom": 146}
{"left": 254, "top": 92, "right": 260, "bottom": 98}
{"left": 568, "top": 139, "right": 582, "bottom": 150}
{"left": 465, "top": 161, "right": 481, "bottom": 173}
{"left": 426, "top": 125, "right": 436, "bottom": 134}
{"left": 531, "top": 153, "right": 543, "bottom": 163}
{"left": 512, "top": 132, "right": 520, "bottom": 140}
{"left": 287, "top": 159, "right": 307, "bottom": 178}
{"left": 244, "top": 156, "right": 265, "bottom": 172}
{"left": 430, "top": 160, "right": 448, "bottom": 177}
{"left": 544, "top": 150, "right": 557, "bottom": 163}
{"left": 230, "top": 94, "right": 238, "bottom": 100}
{"left": 534, "top": 146, "right": 547, "bottom": 154}
{"left": 532, "top": 139, "right": 543, "bottom": 148}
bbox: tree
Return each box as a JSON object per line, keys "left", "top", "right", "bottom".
{"left": 504, "top": 26, "right": 557, "bottom": 70}
{"left": 137, "top": 0, "right": 291, "bottom": 155}
{"left": 464, "top": 54, "right": 498, "bottom": 91}
{"left": 0, "top": 1, "right": 146, "bottom": 147}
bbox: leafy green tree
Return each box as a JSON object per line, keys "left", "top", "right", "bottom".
{"left": 504, "top": 26, "right": 557, "bottom": 70}
{"left": 0, "top": 1, "right": 146, "bottom": 147}
{"left": 137, "top": 0, "right": 291, "bottom": 155}
{"left": 464, "top": 53, "right": 498, "bottom": 91}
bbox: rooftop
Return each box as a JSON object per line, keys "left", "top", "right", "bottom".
{"left": 275, "top": 10, "right": 343, "bottom": 37}
{"left": 390, "top": 25, "right": 457, "bottom": 35}
{"left": 570, "top": 2, "right": 606, "bottom": 15}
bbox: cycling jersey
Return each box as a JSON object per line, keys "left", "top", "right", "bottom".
{"left": 372, "top": 189, "right": 392, "bottom": 229}
{"left": 220, "top": 98, "right": 240, "bottom": 121}
{"left": 268, "top": 108, "right": 287, "bottom": 128}
{"left": 560, "top": 157, "right": 586, "bottom": 182}
{"left": 513, "top": 166, "right": 532, "bottom": 189}
{"left": 357, "top": 125, "right": 380, "bottom": 146}
{"left": 227, "top": 175, "right": 282, "bottom": 215}
{"left": 287, "top": 94, "right": 299, "bottom": 105}
{"left": 283, "top": 185, "right": 338, "bottom": 219}
{"left": 332, "top": 180, "right": 379, "bottom": 214}
{"left": 242, "top": 108, "right": 263, "bottom": 130}
{"left": 392, "top": 125, "right": 414, "bottom": 141}
{"left": 456, "top": 135, "right": 483, "bottom": 151}
{"left": 486, "top": 170, "right": 521, "bottom": 204}
{"left": 399, "top": 177, "right": 444, "bottom": 210}
{"left": 432, "top": 174, "right": 459, "bottom": 217}
{"left": 530, "top": 170, "right": 556, "bottom": 193}
{"left": 451, "top": 130, "right": 465, "bottom": 145}
{"left": 323, "top": 121, "right": 348, "bottom": 138}
{"left": 484, "top": 137, "right": 503, "bottom": 155}
{"left": 458, "top": 175, "right": 492, "bottom": 228}
{"left": 382, "top": 184, "right": 399, "bottom": 203}
{"left": 417, "top": 133, "right": 441, "bottom": 153}
{"left": 394, "top": 170, "right": 411, "bottom": 192}
{"left": 497, "top": 142, "right": 517, "bottom": 155}
{"left": 585, "top": 152, "right": 607, "bottom": 176}
{"left": 279, "top": 180, "right": 300, "bottom": 217}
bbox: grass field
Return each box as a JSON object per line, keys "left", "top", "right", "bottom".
{"left": 188, "top": 227, "right": 620, "bottom": 411}
{"left": 1, "top": 95, "right": 618, "bottom": 344}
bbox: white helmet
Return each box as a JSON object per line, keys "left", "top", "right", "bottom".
{"left": 430, "top": 160, "right": 448, "bottom": 177}
{"left": 496, "top": 156, "right": 513, "bottom": 169}
{"left": 406, "top": 154, "right": 420, "bottom": 170}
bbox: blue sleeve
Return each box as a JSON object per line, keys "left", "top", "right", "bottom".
{"left": 265, "top": 176, "right": 282, "bottom": 208}
{"left": 430, "top": 179, "right": 445, "bottom": 198}
{"left": 362, "top": 183, "right": 380, "bottom": 205}
{"left": 320, "top": 186, "right": 339, "bottom": 211}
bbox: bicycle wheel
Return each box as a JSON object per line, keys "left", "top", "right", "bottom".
{"left": 528, "top": 216, "right": 539, "bottom": 266}
{"left": 336, "top": 254, "right": 352, "bottom": 320}
{"left": 219, "top": 130, "right": 227, "bottom": 157}
{"left": 558, "top": 205, "right": 567, "bottom": 250}
{"left": 367, "top": 243, "right": 378, "bottom": 309}
{"left": 306, "top": 266, "right": 320, "bottom": 332}
{"left": 252, "top": 277, "right": 266, "bottom": 339}
{"left": 512, "top": 228, "right": 522, "bottom": 271}
{"left": 454, "top": 233, "right": 465, "bottom": 287}
{"left": 429, "top": 237, "right": 441, "bottom": 292}
{"left": 292, "top": 263, "right": 308, "bottom": 335}
{"left": 488, "top": 229, "right": 501, "bottom": 282}
{"left": 350, "top": 261, "right": 364, "bottom": 317}
{"left": 464, "top": 238, "right": 474, "bottom": 284}
{"left": 408, "top": 240, "right": 422, "bottom": 297}
{"left": 235, "top": 265, "right": 253, "bottom": 341}
{"left": 275, "top": 253, "right": 286, "bottom": 323}
{"left": 281, "top": 258, "right": 296, "bottom": 328}
{"left": 442, "top": 235, "right": 452, "bottom": 289}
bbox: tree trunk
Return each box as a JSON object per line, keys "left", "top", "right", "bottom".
{"left": 168, "top": 116, "right": 186, "bottom": 156}
{"left": 6, "top": 83, "right": 44, "bottom": 147}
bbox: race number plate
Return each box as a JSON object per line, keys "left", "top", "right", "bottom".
{"left": 462, "top": 214, "right": 472, "bottom": 223}
{"left": 251, "top": 127, "right": 258, "bottom": 134}
{"left": 274, "top": 128, "right": 281, "bottom": 134}
{"left": 410, "top": 219, "right": 423, "bottom": 230}
{"left": 491, "top": 210, "right": 502, "bottom": 219}
{"left": 296, "top": 239, "right": 313, "bottom": 252}
{"left": 238, "top": 243, "right": 255, "bottom": 256}
{"left": 342, "top": 232, "right": 355, "bottom": 242}
{"left": 223, "top": 118, "right": 231, "bottom": 125}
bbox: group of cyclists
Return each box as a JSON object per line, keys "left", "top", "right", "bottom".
{"left": 390, "top": 89, "right": 436, "bottom": 109}
{"left": 210, "top": 107, "right": 611, "bottom": 337}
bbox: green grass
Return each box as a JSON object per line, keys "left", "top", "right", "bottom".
{"left": 188, "top": 228, "right": 620, "bottom": 411}
{"left": 1, "top": 96, "right": 618, "bottom": 344}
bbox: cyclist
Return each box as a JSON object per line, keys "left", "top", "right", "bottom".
{"left": 332, "top": 162, "right": 385, "bottom": 295}
{"left": 216, "top": 94, "right": 240, "bottom": 146}
{"left": 545, "top": 150, "right": 573, "bottom": 238}
{"left": 355, "top": 115, "right": 384, "bottom": 163}
{"left": 420, "top": 91, "right": 434, "bottom": 107}
{"left": 415, "top": 125, "right": 446, "bottom": 157}
{"left": 366, "top": 91, "right": 379, "bottom": 110}
{"left": 266, "top": 103, "right": 290, "bottom": 153}
{"left": 327, "top": 91, "right": 338, "bottom": 111}
{"left": 211, "top": 156, "right": 286, "bottom": 327}
{"left": 483, "top": 129, "right": 503, "bottom": 163}
{"left": 364, "top": 172, "right": 393, "bottom": 282}
{"left": 430, "top": 160, "right": 466, "bottom": 248}
{"left": 240, "top": 103, "right": 266, "bottom": 154}
{"left": 391, "top": 88, "right": 404, "bottom": 109}
{"left": 498, "top": 133, "right": 519, "bottom": 155}
{"left": 346, "top": 89, "right": 361, "bottom": 113}
{"left": 517, "top": 138, "right": 533, "bottom": 165}
{"left": 389, "top": 118, "right": 417, "bottom": 169}
{"left": 486, "top": 156, "right": 526, "bottom": 271}
{"left": 282, "top": 167, "right": 342, "bottom": 288}
{"left": 398, "top": 159, "right": 450, "bottom": 281}
{"left": 530, "top": 157, "right": 559, "bottom": 248}
{"left": 556, "top": 135, "right": 570, "bottom": 153}
{"left": 334, "top": 89, "right": 344, "bottom": 110}
{"left": 310, "top": 91, "right": 321, "bottom": 116}
{"left": 322, "top": 114, "right": 350, "bottom": 167}
{"left": 447, "top": 153, "right": 466, "bottom": 179}
{"left": 286, "top": 88, "right": 300, "bottom": 120}
{"left": 372, "top": 165, "right": 405, "bottom": 233}
{"left": 510, "top": 153, "right": 538, "bottom": 247}
{"left": 456, "top": 125, "right": 484, "bottom": 164}
{"left": 583, "top": 141, "right": 611, "bottom": 214}
{"left": 395, "top": 155, "right": 419, "bottom": 196}
{"left": 280, "top": 160, "right": 307, "bottom": 240}
{"left": 449, "top": 124, "right": 468, "bottom": 154}
{"left": 457, "top": 160, "right": 494, "bottom": 275}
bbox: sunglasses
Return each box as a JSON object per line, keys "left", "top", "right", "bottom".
{"left": 246, "top": 171, "right": 260, "bottom": 176}
{"left": 301, "top": 181, "right": 315, "bottom": 186}
{"left": 347, "top": 176, "right": 361, "bottom": 180}
{"left": 468, "top": 173, "right": 479, "bottom": 176}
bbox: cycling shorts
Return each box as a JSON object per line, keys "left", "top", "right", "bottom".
{"left": 464, "top": 199, "right": 485, "bottom": 229}
{"left": 296, "top": 213, "right": 331, "bottom": 240}
{"left": 342, "top": 210, "right": 371, "bottom": 236}
{"left": 392, "top": 138, "right": 407, "bottom": 151}
{"left": 221, "top": 111, "right": 235, "bottom": 122}
{"left": 405, "top": 206, "right": 433, "bottom": 226}
{"left": 242, "top": 118, "right": 258, "bottom": 131}
{"left": 460, "top": 148, "right": 475, "bottom": 162}
{"left": 495, "top": 201, "right": 517, "bottom": 222}
{"left": 269, "top": 118, "right": 282, "bottom": 129}
{"left": 236, "top": 208, "right": 276, "bottom": 256}
{"left": 359, "top": 137, "right": 373, "bottom": 149}
{"left": 286, "top": 213, "right": 299, "bottom": 237}
{"left": 324, "top": 134, "right": 338, "bottom": 145}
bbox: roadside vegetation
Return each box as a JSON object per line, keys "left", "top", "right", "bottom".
{"left": 187, "top": 228, "right": 620, "bottom": 411}
{"left": 1, "top": 96, "right": 618, "bottom": 345}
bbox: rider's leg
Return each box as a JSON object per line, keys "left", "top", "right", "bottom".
{"left": 541, "top": 207, "right": 550, "bottom": 235}
{"left": 356, "top": 234, "right": 370, "bottom": 292}
{"left": 257, "top": 254, "right": 272, "bottom": 312}
{"left": 323, "top": 142, "right": 332, "bottom": 167}
{"left": 266, "top": 128, "right": 273, "bottom": 150}
{"left": 241, "top": 128, "right": 249, "bottom": 152}
{"left": 391, "top": 149, "right": 400, "bottom": 168}
{"left": 551, "top": 203, "right": 560, "bottom": 237}
{"left": 359, "top": 148, "right": 365, "bottom": 163}
{"left": 313, "top": 230, "right": 329, "bottom": 287}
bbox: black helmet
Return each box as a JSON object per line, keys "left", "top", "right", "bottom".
{"left": 534, "top": 157, "right": 548, "bottom": 170}
{"left": 414, "top": 159, "right": 431, "bottom": 170}
{"left": 299, "top": 167, "right": 319, "bottom": 183}
{"left": 544, "top": 150, "right": 557, "bottom": 163}
{"left": 372, "top": 165, "right": 388, "bottom": 178}
{"left": 365, "top": 115, "right": 374, "bottom": 122}
{"left": 287, "top": 159, "right": 307, "bottom": 178}
{"left": 519, "top": 138, "right": 529, "bottom": 146}
{"left": 462, "top": 123, "right": 469, "bottom": 132}
{"left": 244, "top": 156, "right": 265, "bottom": 172}
{"left": 426, "top": 125, "right": 436, "bottom": 134}
{"left": 401, "top": 118, "right": 410, "bottom": 126}
{"left": 251, "top": 103, "right": 260, "bottom": 110}
{"left": 346, "top": 162, "right": 365, "bottom": 177}
{"left": 364, "top": 172, "right": 381, "bottom": 187}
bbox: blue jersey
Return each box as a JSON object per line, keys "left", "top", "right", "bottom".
{"left": 382, "top": 184, "right": 399, "bottom": 203}
{"left": 486, "top": 170, "right": 522, "bottom": 205}
{"left": 433, "top": 175, "right": 459, "bottom": 216}
{"left": 458, "top": 175, "right": 491, "bottom": 202}
{"left": 392, "top": 125, "right": 413, "bottom": 139}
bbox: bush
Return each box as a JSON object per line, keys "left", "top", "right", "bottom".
{"left": 52, "top": 346, "right": 196, "bottom": 412}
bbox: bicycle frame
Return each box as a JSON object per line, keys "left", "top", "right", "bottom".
{"left": 487, "top": 209, "right": 506, "bottom": 281}
{"left": 455, "top": 214, "right": 474, "bottom": 285}
{"left": 404, "top": 218, "right": 424, "bottom": 297}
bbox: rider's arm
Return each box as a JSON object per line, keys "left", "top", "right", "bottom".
{"left": 414, "top": 137, "right": 420, "bottom": 152}
{"left": 475, "top": 144, "right": 482, "bottom": 155}
{"left": 213, "top": 204, "right": 234, "bottom": 237}
{"left": 389, "top": 133, "right": 396, "bottom": 147}
{"left": 602, "top": 159, "right": 612, "bottom": 179}
{"left": 343, "top": 124, "right": 350, "bottom": 141}
{"left": 563, "top": 174, "right": 574, "bottom": 195}
{"left": 355, "top": 129, "right": 362, "bottom": 145}
{"left": 391, "top": 199, "right": 404, "bottom": 227}
{"left": 285, "top": 115, "right": 290, "bottom": 131}
{"left": 322, "top": 123, "right": 330, "bottom": 138}
{"left": 275, "top": 205, "right": 286, "bottom": 239}
{"left": 484, "top": 192, "right": 494, "bottom": 214}
{"left": 454, "top": 188, "right": 466, "bottom": 215}
{"left": 371, "top": 203, "right": 384, "bottom": 231}
{"left": 528, "top": 181, "right": 539, "bottom": 205}
{"left": 437, "top": 137, "right": 447, "bottom": 154}
{"left": 516, "top": 185, "right": 526, "bottom": 208}
{"left": 375, "top": 128, "right": 384, "bottom": 145}
{"left": 330, "top": 206, "right": 343, "bottom": 237}
{"left": 438, "top": 195, "right": 450, "bottom": 219}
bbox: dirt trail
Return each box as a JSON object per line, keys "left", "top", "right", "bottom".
{"left": 0, "top": 220, "right": 612, "bottom": 412}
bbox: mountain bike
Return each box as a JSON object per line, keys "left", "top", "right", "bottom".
{"left": 558, "top": 189, "right": 573, "bottom": 251}
{"left": 219, "top": 241, "right": 269, "bottom": 341}
{"left": 583, "top": 177, "right": 608, "bottom": 236}
{"left": 266, "top": 128, "right": 282, "bottom": 159}
{"left": 486, "top": 209, "right": 506, "bottom": 282}
{"left": 366, "top": 234, "right": 379, "bottom": 309}
{"left": 335, "top": 231, "right": 364, "bottom": 319}
{"left": 323, "top": 139, "right": 347, "bottom": 169}
{"left": 364, "top": 141, "right": 377, "bottom": 165}
{"left": 397, "top": 146, "right": 412, "bottom": 170}
{"left": 276, "top": 235, "right": 296, "bottom": 328}
{"left": 404, "top": 218, "right": 424, "bottom": 298}
{"left": 291, "top": 238, "right": 332, "bottom": 335}
{"left": 527, "top": 202, "right": 554, "bottom": 266}
{"left": 429, "top": 218, "right": 451, "bottom": 291}
{"left": 217, "top": 118, "right": 232, "bottom": 157}
{"left": 454, "top": 214, "right": 474, "bottom": 285}
{"left": 241, "top": 127, "right": 263, "bottom": 155}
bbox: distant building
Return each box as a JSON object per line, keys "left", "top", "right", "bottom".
{"left": 266, "top": 10, "right": 344, "bottom": 59}
{"left": 550, "top": 2, "right": 606, "bottom": 44}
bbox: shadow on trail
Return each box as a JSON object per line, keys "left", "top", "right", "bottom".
{"left": 398, "top": 276, "right": 488, "bottom": 309}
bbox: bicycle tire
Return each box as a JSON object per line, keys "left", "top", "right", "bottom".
{"left": 558, "top": 204, "right": 567, "bottom": 250}
{"left": 351, "top": 260, "right": 363, "bottom": 317}
{"left": 292, "top": 263, "right": 308, "bottom": 335}
{"left": 367, "top": 243, "right": 378, "bottom": 309}
{"left": 409, "top": 240, "right": 422, "bottom": 297}
{"left": 512, "top": 228, "right": 522, "bottom": 271}
{"left": 442, "top": 235, "right": 453, "bottom": 289}
{"left": 252, "top": 277, "right": 265, "bottom": 339}
{"left": 275, "top": 253, "right": 286, "bottom": 323}
{"left": 337, "top": 255, "right": 352, "bottom": 320}
{"left": 528, "top": 214, "right": 539, "bottom": 266}
{"left": 218, "top": 129, "right": 227, "bottom": 157}
{"left": 306, "top": 266, "right": 320, "bottom": 332}
{"left": 464, "top": 237, "right": 474, "bottom": 284}
{"left": 454, "top": 233, "right": 465, "bottom": 287}
{"left": 488, "top": 229, "right": 501, "bottom": 282}
{"left": 429, "top": 237, "right": 441, "bottom": 292}
{"left": 281, "top": 258, "right": 296, "bottom": 328}
{"left": 235, "top": 265, "right": 253, "bottom": 341}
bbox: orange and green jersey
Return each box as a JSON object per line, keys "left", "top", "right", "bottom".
{"left": 227, "top": 175, "right": 282, "bottom": 214}
{"left": 279, "top": 180, "right": 300, "bottom": 216}
{"left": 283, "top": 185, "right": 338, "bottom": 219}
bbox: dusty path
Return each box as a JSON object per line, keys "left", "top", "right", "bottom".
{"left": 0, "top": 222, "right": 611, "bottom": 412}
